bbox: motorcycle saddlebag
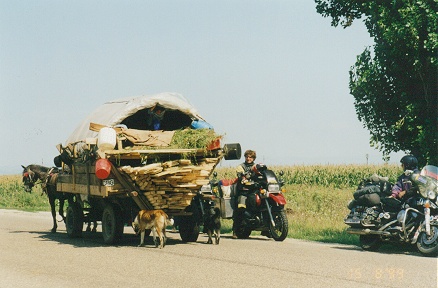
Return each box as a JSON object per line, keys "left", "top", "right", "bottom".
{"left": 353, "top": 185, "right": 380, "bottom": 199}
{"left": 218, "top": 180, "right": 238, "bottom": 219}
{"left": 381, "top": 197, "right": 402, "bottom": 212}
{"left": 354, "top": 192, "right": 381, "bottom": 207}
{"left": 219, "top": 197, "right": 234, "bottom": 219}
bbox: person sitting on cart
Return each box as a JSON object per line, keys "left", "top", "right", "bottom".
{"left": 147, "top": 105, "right": 166, "bottom": 130}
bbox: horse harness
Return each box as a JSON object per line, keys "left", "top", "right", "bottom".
{"left": 24, "top": 167, "right": 58, "bottom": 194}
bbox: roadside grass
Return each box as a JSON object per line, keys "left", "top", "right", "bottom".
{"left": 284, "top": 184, "right": 358, "bottom": 245}
{"left": 0, "top": 175, "right": 50, "bottom": 211}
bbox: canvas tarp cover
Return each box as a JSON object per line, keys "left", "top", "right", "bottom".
{"left": 66, "top": 92, "right": 203, "bottom": 145}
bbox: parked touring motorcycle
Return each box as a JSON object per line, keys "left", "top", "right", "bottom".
{"left": 344, "top": 165, "right": 438, "bottom": 256}
{"left": 215, "top": 164, "right": 289, "bottom": 241}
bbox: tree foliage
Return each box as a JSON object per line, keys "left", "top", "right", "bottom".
{"left": 315, "top": 0, "right": 437, "bottom": 166}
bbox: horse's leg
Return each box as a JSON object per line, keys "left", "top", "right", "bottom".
{"left": 58, "top": 197, "right": 66, "bottom": 223}
{"left": 49, "top": 195, "right": 57, "bottom": 233}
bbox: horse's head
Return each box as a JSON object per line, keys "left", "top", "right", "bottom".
{"left": 21, "top": 165, "right": 36, "bottom": 193}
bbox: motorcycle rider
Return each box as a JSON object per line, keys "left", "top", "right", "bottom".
{"left": 391, "top": 155, "right": 420, "bottom": 200}
{"left": 232, "top": 150, "right": 257, "bottom": 239}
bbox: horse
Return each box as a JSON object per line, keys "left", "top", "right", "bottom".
{"left": 21, "top": 164, "right": 70, "bottom": 233}
{"left": 22, "top": 164, "right": 98, "bottom": 234}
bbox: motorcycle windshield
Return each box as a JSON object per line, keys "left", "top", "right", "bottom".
{"left": 421, "top": 165, "right": 438, "bottom": 180}
{"left": 264, "top": 170, "right": 278, "bottom": 184}
{"left": 413, "top": 166, "right": 438, "bottom": 200}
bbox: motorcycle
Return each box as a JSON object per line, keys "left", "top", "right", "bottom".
{"left": 218, "top": 164, "right": 289, "bottom": 241}
{"left": 344, "top": 165, "right": 438, "bottom": 257}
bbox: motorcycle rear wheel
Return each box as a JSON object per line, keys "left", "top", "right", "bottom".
{"left": 359, "top": 234, "right": 381, "bottom": 251}
{"left": 270, "top": 210, "right": 288, "bottom": 241}
{"left": 416, "top": 226, "right": 438, "bottom": 257}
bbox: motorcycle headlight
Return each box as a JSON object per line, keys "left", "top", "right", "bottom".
{"left": 268, "top": 183, "right": 280, "bottom": 193}
{"left": 397, "top": 210, "right": 406, "bottom": 223}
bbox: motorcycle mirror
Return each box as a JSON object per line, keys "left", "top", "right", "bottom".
{"left": 279, "top": 170, "right": 284, "bottom": 176}
{"left": 213, "top": 171, "right": 217, "bottom": 178}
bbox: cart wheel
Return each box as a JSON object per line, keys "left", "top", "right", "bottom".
{"left": 66, "top": 201, "right": 84, "bottom": 238}
{"left": 102, "top": 203, "right": 124, "bottom": 245}
{"left": 179, "top": 217, "right": 199, "bottom": 242}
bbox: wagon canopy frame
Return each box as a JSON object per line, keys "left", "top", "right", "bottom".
{"left": 66, "top": 92, "right": 205, "bottom": 145}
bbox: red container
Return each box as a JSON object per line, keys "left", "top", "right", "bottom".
{"left": 207, "top": 137, "right": 221, "bottom": 150}
{"left": 95, "top": 159, "right": 112, "bottom": 179}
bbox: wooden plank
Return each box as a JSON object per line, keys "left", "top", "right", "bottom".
{"left": 73, "top": 174, "right": 101, "bottom": 186}
{"left": 110, "top": 163, "right": 154, "bottom": 210}
{"left": 57, "top": 183, "right": 107, "bottom": 197}
{"left": 56, "top": 172, "right": 101, "bottom": 186}
{"left": 105, "top": 148, "right": 198, "bottom": 155}
{"left": 72, "top": 163, "right": 91, "bottom": 174}
{"left": 57, "top": 174, "right": 72, "bottom": 184}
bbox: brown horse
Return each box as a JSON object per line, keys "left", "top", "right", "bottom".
{"left": 21, "top": 164, "right": 70, "bottom": 233}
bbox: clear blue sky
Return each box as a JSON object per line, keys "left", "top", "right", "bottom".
{"left": 0, "top": 0, "right": 404, "bottom": 174}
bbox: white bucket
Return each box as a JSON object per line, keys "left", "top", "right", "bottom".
{"left": 97, "top": 127, "right": 116, "bottom": 150}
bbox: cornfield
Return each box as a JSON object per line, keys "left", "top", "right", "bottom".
{"left": 215, "top": 163, "right": 401, "bottom": 188}
{"left": 0, "top": 175, "right": 50, "bottom": 211}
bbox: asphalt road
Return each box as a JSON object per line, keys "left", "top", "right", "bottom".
{"left": 0, "top": 209, "right": 436, "bottom": 288}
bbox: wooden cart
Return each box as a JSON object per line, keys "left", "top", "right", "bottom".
{"left": 56, "top": 92, "right": 241, "bottom": 244}
{"left": 57, "top": 139, "right": 240, "bottom": 244}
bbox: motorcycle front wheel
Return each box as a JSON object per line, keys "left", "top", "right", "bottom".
{"left": 359, "top": 234, "right": 381, "bottom": 251}
{"left": 235, "top": 226, "right": 252, "bottom": 239}
{"left": 269, "top": 210, "right": 288, "bottom": 241}
{"left": 178, "top": 216, "right": 200, "bottom": 242}
{"left": 416, "top": 225, "right": 438, "bottom": 257}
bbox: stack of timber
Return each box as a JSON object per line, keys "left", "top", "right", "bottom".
{"left": 118, "top": 157, "right": 218, "bottom": 210}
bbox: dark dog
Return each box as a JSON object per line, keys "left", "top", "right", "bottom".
{"left": 205, "top": 206, "right": 221, "bottom": 244}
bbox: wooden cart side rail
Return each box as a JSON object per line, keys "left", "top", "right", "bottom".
{"left": 57, "top": 181, "right": 106, "bottom": 196}
{"left": 105, "top": 148, "right": 199, "bottom": 155}
{"left": 103, "top": 148, "right": 222, "bottom": 159}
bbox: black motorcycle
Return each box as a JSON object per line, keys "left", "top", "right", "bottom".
{"left": 344, "top": 165, "right": 438, "bottom": 257}
{"left": 222, "top": 164, "right": 289, "bottom": 241}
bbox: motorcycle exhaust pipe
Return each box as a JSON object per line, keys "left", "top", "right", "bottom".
{"left": 346, "top": 228, "right": 391, "bottom": 236}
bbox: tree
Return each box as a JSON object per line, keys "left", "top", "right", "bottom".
{"left": 315, "top": 0, "right": 437, "bottom": 166}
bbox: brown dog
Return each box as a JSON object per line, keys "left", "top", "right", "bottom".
{"left": 132, "top": 210, "right": 173, "bottom": 248}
